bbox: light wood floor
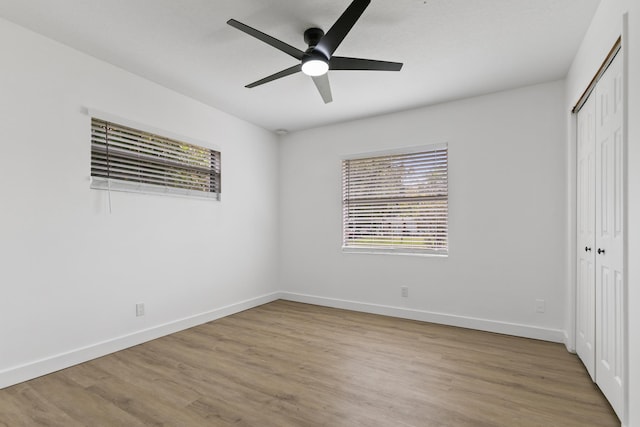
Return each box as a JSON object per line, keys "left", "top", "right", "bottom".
{"left": 0, "top": 300, "right": 619, "bottom": 426}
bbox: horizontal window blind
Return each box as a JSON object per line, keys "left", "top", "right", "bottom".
{"left": 342, "top": 146, "right": 448, "bottom": 254}
{"left": 91, "top": 118, "right": 221, "bottom": 200}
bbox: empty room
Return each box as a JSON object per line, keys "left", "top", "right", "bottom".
{"left": 0, "top": 0, "right": 639, "bottom": 426}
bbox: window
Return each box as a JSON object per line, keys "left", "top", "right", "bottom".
{"left": 342, "top": 144, "right": 448, "bottom": 255}
{"left": 90, "top": 118, "right": 221, "bottom": 200}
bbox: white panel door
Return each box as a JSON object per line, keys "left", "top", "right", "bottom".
{"left": 594, "top": 53, "right": 624, "bottom": 419}
{"left": 576, "top": 93, "right": 596, "bottom": 380}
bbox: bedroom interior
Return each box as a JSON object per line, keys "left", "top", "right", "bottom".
{"left": 0, "top": 0, "right": 638, "bottom": 426}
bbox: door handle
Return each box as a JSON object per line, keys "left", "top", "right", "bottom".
{"left": 597, "top": 248, "right": 605, "bottom": 255}
{"left": 585, "top": 246, "right": 592, "bottom": 252}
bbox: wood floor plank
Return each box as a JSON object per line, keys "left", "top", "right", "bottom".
{"left": 0, "top": 300, "right": 620, "bottom": 426}
{"left": 26, "top": 374, "right": 146, "bottom": 426}
{"left": 0, "top": 384, "right": 81, "bottom": 427}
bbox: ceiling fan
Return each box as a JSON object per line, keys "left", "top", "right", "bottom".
{"left": 227, "top": 0, "right": 403, "bottom": 103}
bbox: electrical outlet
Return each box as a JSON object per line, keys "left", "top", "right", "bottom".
{"left": 535, "top": 299, "right": 546, "bottom": 313}
{"left": 136, "top": 303, "right": 145, "bottom": 317}
{"left": 401, "top": 286, "right": 409, "bottom": 298}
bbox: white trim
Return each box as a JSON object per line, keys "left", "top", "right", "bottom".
{"left": 566, "top": 107, "right": 577, "bottom": 353}
{"left": 90, "top": 177, "right": 221, "bottom": 201}
{"left": 341, "top": 142, "right": 448, "bottom": 160}
{"left": 1, "top": 291, "right": 570, "bottom": 390}
{"left": 342, "top": 247, "right": 448, "bottom": 257}
{"left": 280, "top": 292, "right": 566, "bottom": 343}
{"left": 622, "top": 13, "right": 630, "bottom": 425}
{"left": 0, "top": 292, "right": 281, "bottom": 389}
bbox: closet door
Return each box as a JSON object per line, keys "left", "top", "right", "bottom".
{"left": 576, "top": 93, "right": 596, "bottom": 380}
{"left": 594, "top": 52, "right": 624, "bottom": 416}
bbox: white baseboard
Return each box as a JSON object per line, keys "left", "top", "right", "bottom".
{"left": 1, "top": 291, "right": 568, "bottom": 390}
{"left": 280, "top": 292, "right": 566, "bottom": 343}
{"left": 0, "top": 292, "right": 281, "bottom": 389}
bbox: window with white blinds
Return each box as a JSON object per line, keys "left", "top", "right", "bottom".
{"left": 90, "top": 118, "right": 221, "bottom": 200}
{"left": 342, "top": 144, "right": 448, "bottom": 255}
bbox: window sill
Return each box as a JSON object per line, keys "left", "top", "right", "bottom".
{"left": 342, "top": 247, "right": 448, "bottom": 258}
{"left": 90, "top": 177, "right": 220, "bottom": 201}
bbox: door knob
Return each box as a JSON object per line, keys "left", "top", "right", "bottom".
{"left": 598, "top": 248, "right": 605, "bottom": 255}
{"left": 585, "top": 246, "right": 592, "bottom": 252}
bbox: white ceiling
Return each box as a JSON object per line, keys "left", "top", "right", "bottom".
{"left": 0, "top": 0, "right": 600, "bottom": 132}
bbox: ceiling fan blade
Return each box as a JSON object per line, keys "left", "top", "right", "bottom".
{"left": 228, "top": 19, "right": 305, "bottom": 61}
{"left": 330, "top": 56, "right": 403, "bottom": 71}
{"left": 312, "top": 74, "right": 333, "bottom": 104}
{"left": 315, "top": 0, "right": 370, "bottom": 59}
{"left": 246, "top": 64, "right": 302, "bottom": 88}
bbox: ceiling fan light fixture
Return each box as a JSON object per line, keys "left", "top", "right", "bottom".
{"left": 302, "top": 57, "right": 329, "bottom": 77}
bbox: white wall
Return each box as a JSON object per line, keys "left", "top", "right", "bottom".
{"left": 279, "top": 80, "right": 567, "bottom": 342}
{"left": 566, "top": 1, "right": 640, "bottom": 425}
{"left": 0, "top": 18, "right": 280, "bottom": 387}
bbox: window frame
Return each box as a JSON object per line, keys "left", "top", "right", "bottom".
{"left": 88, "top": 110, "right": 221, "bottom": 201}
{"left": 341, "top": 143, "right": 449, "bottom": 257}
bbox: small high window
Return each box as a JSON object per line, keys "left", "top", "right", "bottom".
{"left": 90, "top": 118, "right": 220, "bottom": 200}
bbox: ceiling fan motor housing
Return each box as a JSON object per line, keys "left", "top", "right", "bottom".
{"left": 303, "top": 28, "right": 325, "bottom": 48}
